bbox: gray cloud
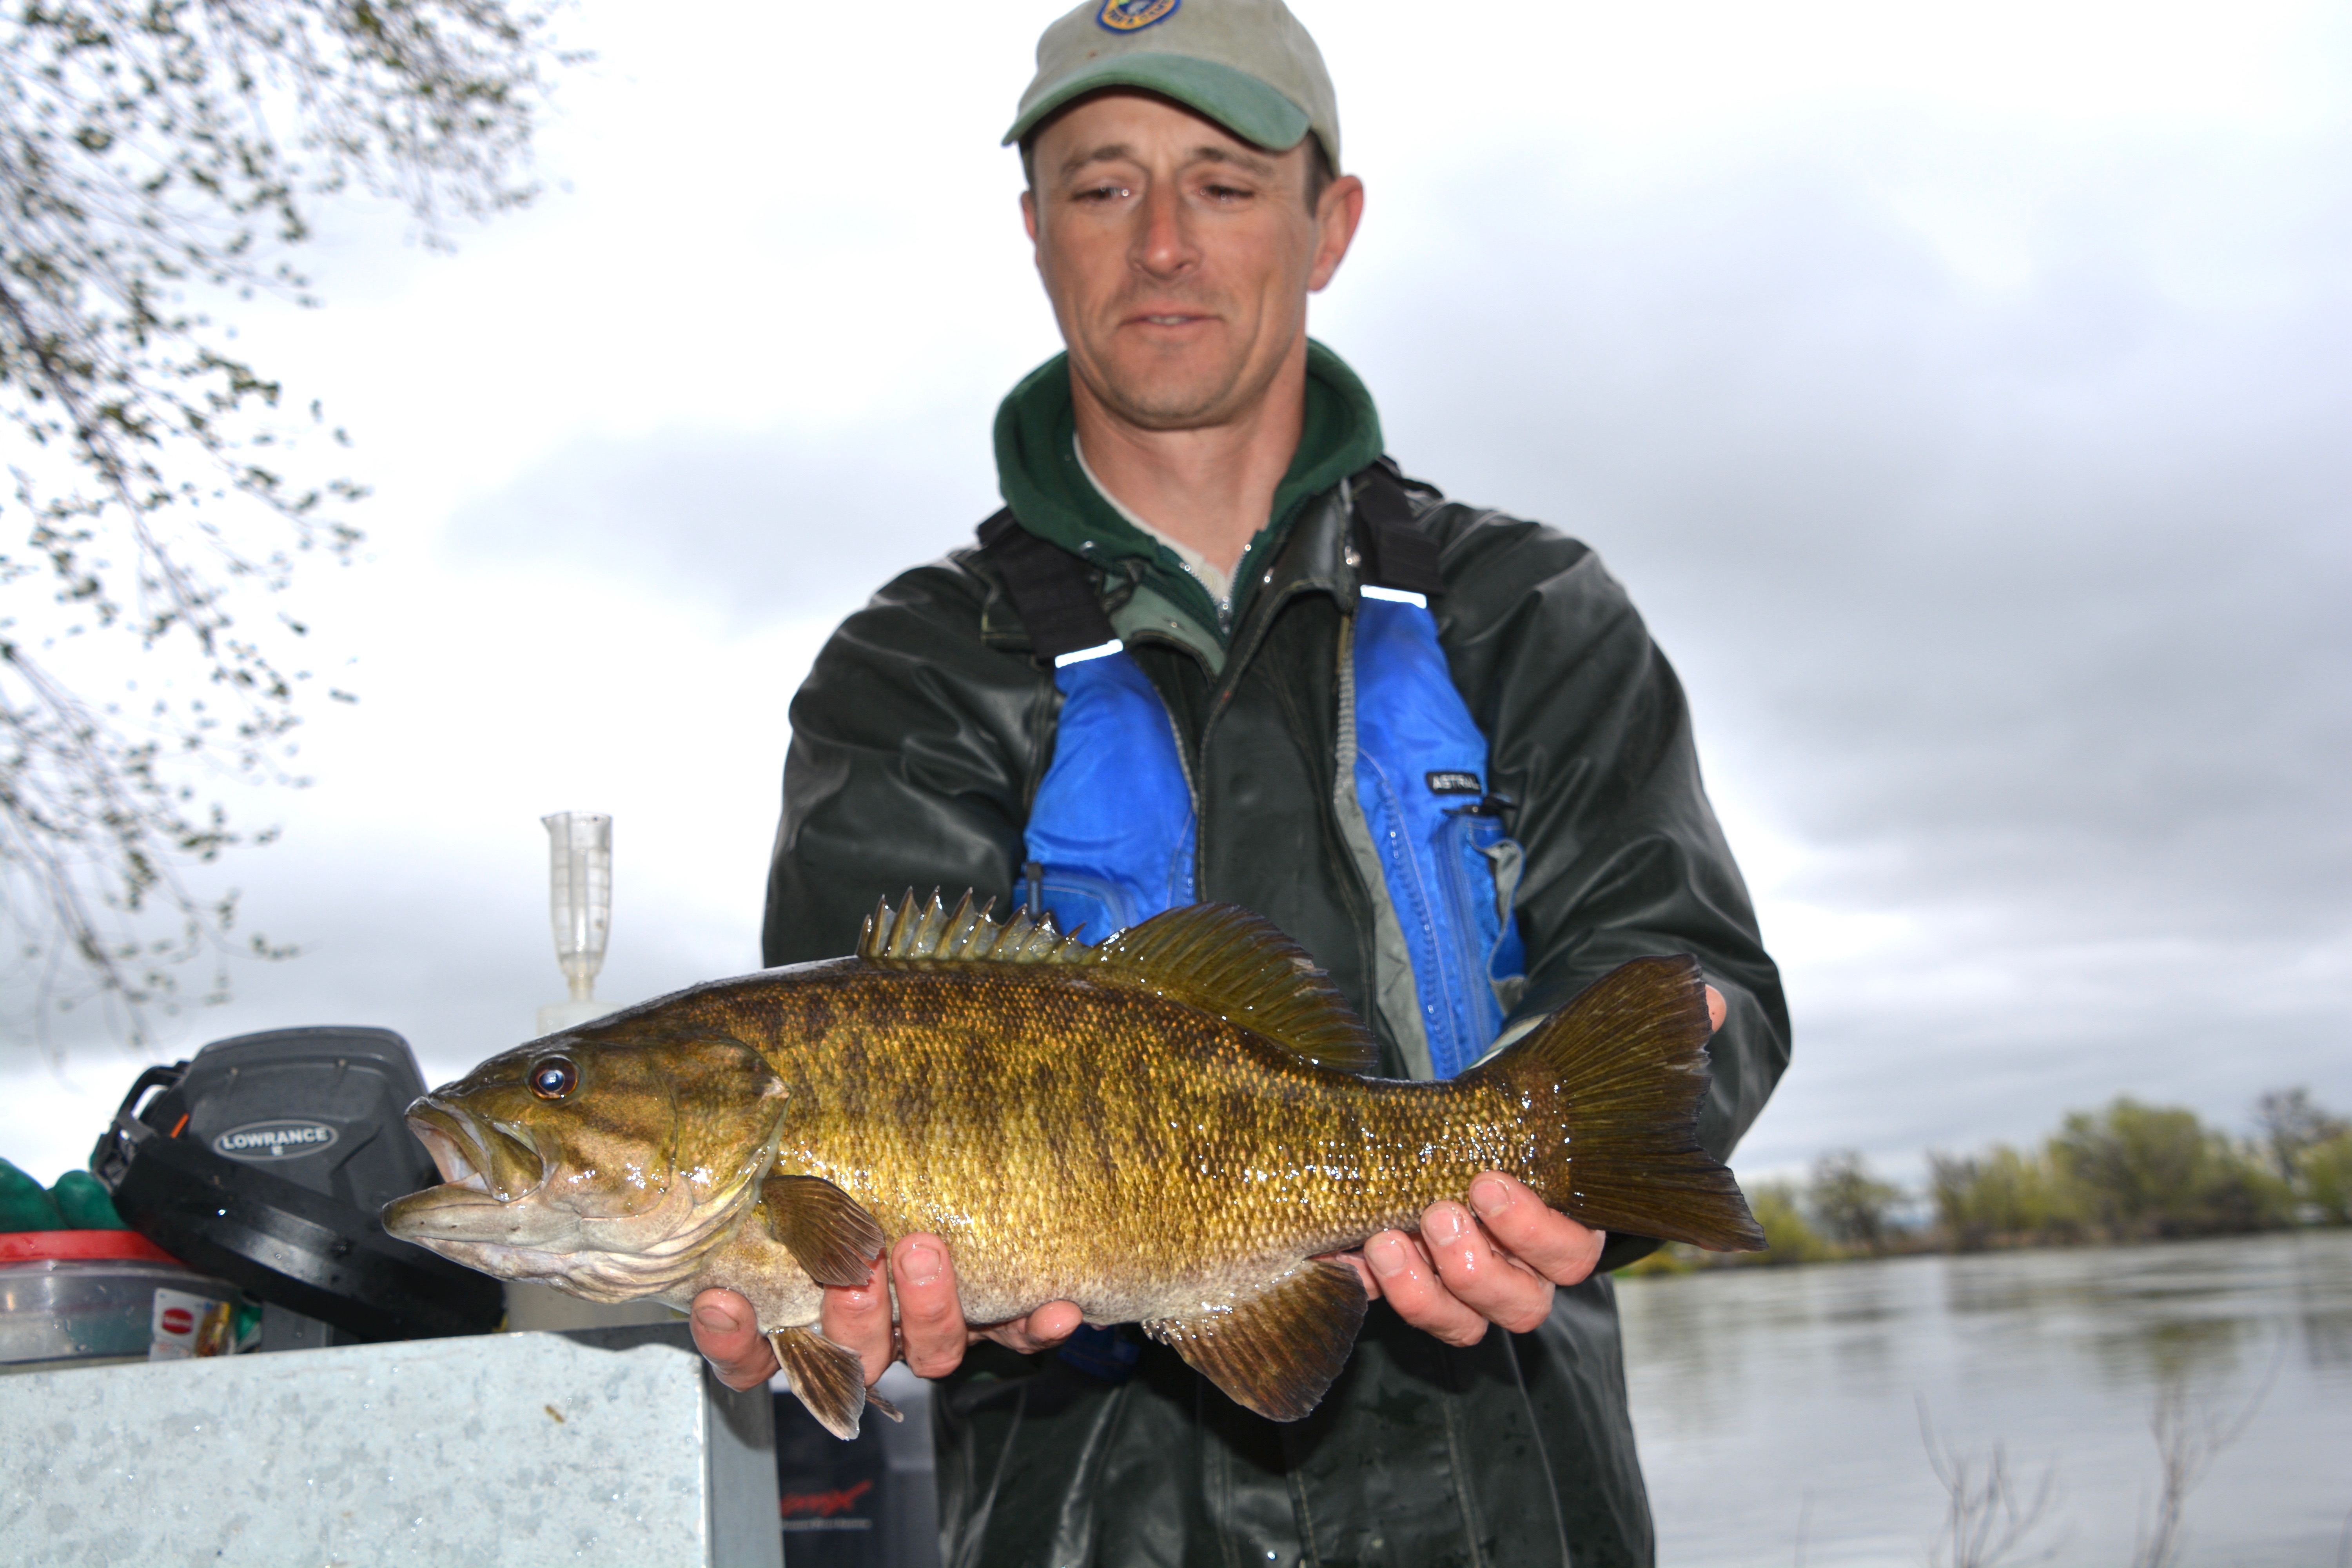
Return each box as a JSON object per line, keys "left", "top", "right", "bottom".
{"left": 440, "top": 418, "right": 1003, "bottom": 628}
{"left": 431, "top": 132, "right": 2352, "bottom": 1171}
{"left": 15, "top": 112, "right": 2344, "bottom": 1193}
{"left": 1318, "top": 131, "right": 2352, "bottom": 1164}
{"left": 4, "top": 832, "right": 752, "bottom": 1085}
{"left": 1347, "top": 154, "right": 2345, "bottom": 879}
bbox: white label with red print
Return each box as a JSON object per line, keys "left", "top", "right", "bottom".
{"left": 150, "top": 1287, "right": 230, "bottom": 1360}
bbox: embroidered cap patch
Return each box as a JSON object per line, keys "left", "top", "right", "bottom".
{"left": 1098, "top": 0, "right": 1180, "bottom": 32}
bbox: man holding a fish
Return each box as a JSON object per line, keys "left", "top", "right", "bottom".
{"left": 692, "top": 1, "right": 1789, "bottom": 1561}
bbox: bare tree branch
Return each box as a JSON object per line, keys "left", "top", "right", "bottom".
{"left": 0, "top": 0, "right": 576, "bottom": 1045}
{"left": 2131, "top": 1344, "right": 2282, "bottom": 1568}
{"left": 1918, "top": 1397, "right": 2065, "bottom": 1568}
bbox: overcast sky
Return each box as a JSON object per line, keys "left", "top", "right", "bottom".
{"left": 2, "top": 0, "right": 2345, "bottom": 1195}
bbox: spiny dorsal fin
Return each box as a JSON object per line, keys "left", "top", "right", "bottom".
{"left": 1089, "top": 904, "right": 1379, "bottom": 1074}
{"left": 859, "top": 889, "right": 1087, "bottom": 965}
{"left": 858, "top": 890, "right": 1377, "bottom": 1075}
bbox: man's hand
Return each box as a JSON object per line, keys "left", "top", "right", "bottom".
{"left": 824, "top": 1234, "right": 1083, "bottom": 1384}
{"left": 1338, "top": 983, "right": 1728, "bottom": 1345}
{"left": 691, "top": 1288, "right": 784, "bottom": 1392}
{"left": 1341, "top": 1171, "right": 1604, "bottom": 1343}
{"left": 690, "top": 1234, "right": 1083, "bottom": 1392}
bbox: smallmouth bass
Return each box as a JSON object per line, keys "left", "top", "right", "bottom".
{"left": 383, "top": 893, "right": 1762, "bottom": 1436}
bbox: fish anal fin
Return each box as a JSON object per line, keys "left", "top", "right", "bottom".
{"left": 1094, "top": 905, "right": 1379, "bottom": 1074}
{"left": 761, "top": 1174, "right": 886, "bottom": 1288}
{"left": 769, "top": 1325, "right": 869, "bottom": 1440}
{"left": 1144, "top": 1257, "right": 1367, "bottom": 1422}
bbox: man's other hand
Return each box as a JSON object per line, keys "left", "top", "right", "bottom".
{"left": 690, "top": 1234, "right": 1084, "bottom": 1392}
{"left": 1344, "top": 1172, "right": 1605, "bottom": 1342}
{"left": 1339, "top": 982, "right": 1728, "bottom": 1345}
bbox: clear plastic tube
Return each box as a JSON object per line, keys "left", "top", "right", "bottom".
{"left": 542, "top": 812, "right": 612, "bottom": 1003}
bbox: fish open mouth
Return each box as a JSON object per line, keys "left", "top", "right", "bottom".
{"left": 406, "top": 1099, "right": 549, "bottom": 1203}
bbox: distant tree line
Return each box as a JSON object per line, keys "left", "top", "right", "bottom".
{"left": 1627, "top": 1087, "right": 2352, "bottom": 1272}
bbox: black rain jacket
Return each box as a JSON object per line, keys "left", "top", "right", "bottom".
{"left": 760, "top": 470, "right": 1790, "bottom": 1568}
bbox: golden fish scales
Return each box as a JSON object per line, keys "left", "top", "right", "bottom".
{"left": 383, "top": 892, "right": 1763, "bottom": 1439}
{"left": 747, "top": 964, "right": 1535, "bottom": 1325}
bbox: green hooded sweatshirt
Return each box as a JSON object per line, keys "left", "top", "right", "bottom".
{"left": 992, "top": 339, "right": 1385, "bottom": 641}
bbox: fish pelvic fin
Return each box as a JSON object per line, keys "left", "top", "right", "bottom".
{"left": 1473, "top": 955, "right": 1766, "bottom": 1252}
{"left": 1144, "top": 1257, "right": 1368, "bottom": 1423}
{"left": 759, "top": 1175, "right": 886, "bottom": 1289}
{"left": 861, "top": 891, "right": 1379, "bottom": 1075}
{"left": 769, "top": 1325, "right": 871, "bottom": 1440}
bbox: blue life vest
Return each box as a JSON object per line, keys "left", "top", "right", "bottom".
{"left": 1345, "top": 594, "right": 1527, "bottom": 1080}
{"left": 1023, "top": 594, "right": 1525, "bottom": 1083}
{"left": 1022, "top": 648, "right": 1195, "bottom": 939}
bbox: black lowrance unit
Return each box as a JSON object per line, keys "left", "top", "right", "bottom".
{"left": 90, "top": 1026, "right": 503, "bottom": 1345}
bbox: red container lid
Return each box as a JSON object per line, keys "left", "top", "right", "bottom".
{"left": 0, "top": 1229, "right": 185, "bottom": 1265}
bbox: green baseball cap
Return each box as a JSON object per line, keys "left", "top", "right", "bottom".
{"left": 1004, "top": 0, "right": 1342, "bottom": 172}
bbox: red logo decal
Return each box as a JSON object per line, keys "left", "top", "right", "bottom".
{"left": 780, "top": 1478, "right": 874, "bottom": 1519}
{"left": 160, "top": 1307, "right": 195, "bottom": 1335}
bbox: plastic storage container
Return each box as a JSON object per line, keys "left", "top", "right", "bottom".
{"left": 0, "top": 1230, "right": 244, "bottom": 1369}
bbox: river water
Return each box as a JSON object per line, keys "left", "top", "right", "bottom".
{"left": 1617, "top": 1230, "right": 2352, "bottom": 1567}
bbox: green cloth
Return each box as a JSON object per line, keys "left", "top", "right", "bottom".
{"left": 993, "top": 338, "right": 1384, "bottom": 637}
{"left": 52, "top": 1169, "right": 127, "bottom": 1230}
{"left": 0, "top": 1159, "right": 129, "bottom": 1231}
{"left": 0, "top": 1158, "right": 64, "bottom": 1231}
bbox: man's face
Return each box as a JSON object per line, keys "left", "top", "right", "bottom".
{"left": 1022, "top": 91, "right": 1361, "bottom": 433}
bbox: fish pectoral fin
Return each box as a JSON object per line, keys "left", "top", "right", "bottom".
{"left": 761, "top": 1174, "right": 887, "bottom": 1288}
{"left": 1143, "top": 1257, "right": 1368, "bottom": 1423}
{"left": 768, "top": 1326, "right": 869, "bottom": 1440}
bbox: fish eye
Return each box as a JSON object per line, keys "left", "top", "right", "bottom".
{"left": 528, "top": 1056, "right": 579, "bottom": 1100}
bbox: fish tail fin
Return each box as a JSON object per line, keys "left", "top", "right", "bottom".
{"left": 1473, "top": 955, "right": 1765, "bottom": 1252}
